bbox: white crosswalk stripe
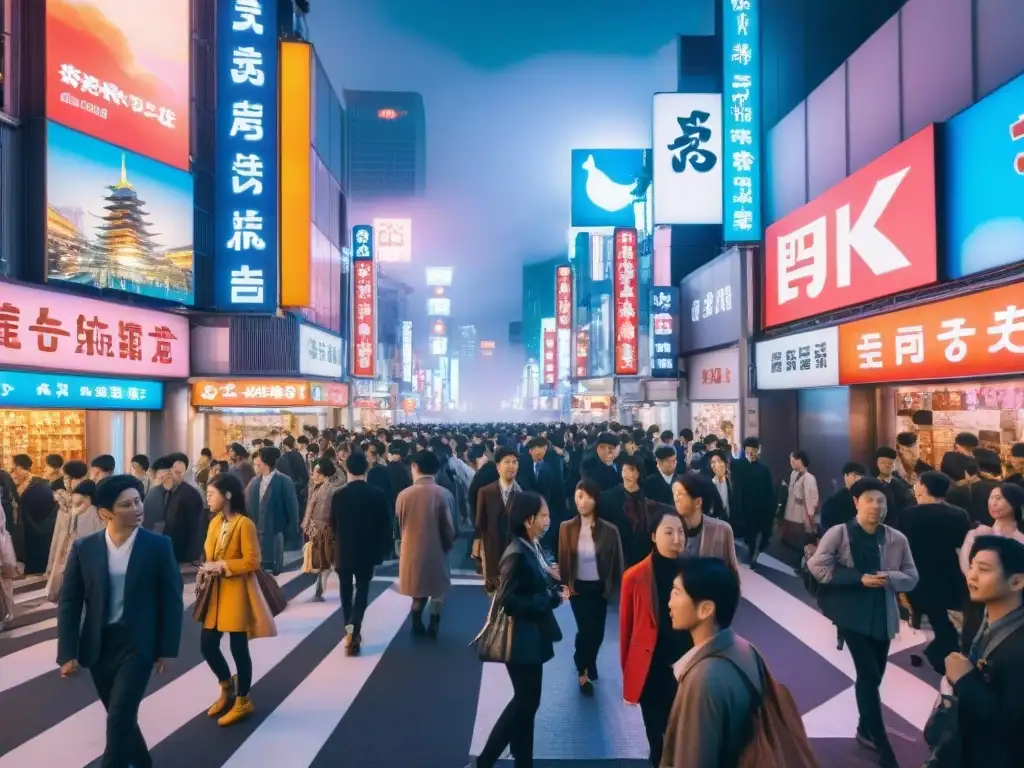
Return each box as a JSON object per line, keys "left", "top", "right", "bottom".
{"left": 0, "top": 565, "right": 938, "bottom": 767}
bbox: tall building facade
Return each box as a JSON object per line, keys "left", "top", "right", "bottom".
{"left": 521, "top": 257, "right": 562, "bottom": 362}
{"left": 343, "top": 90, "right": 426, "bottom": 198}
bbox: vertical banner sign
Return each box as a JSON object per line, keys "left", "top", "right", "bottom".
{"left": 651, "top": 287, "right": 679, "bottom": 377}
{"left": 401, "top": 321, "right": 413, "bottom": 384}
{"left": 543, "top": 330, "right": 558, "bottom": 386}
{"left": 216, "top": 0, "right": 280, "bottom": 311}
{"left": 575, "top": 329, "right": 590, "bottom": 378}
{"left": 352, "top": 225, "right": 377, "bottom": 378}
{"left": 555, "top": 265, "right": 573, "bottom": 382}
{"left": 723, "top": 0, "right": 761, "bottom": 241}
{"left": 614, "top": 228, "right": 640, "bottom": 375}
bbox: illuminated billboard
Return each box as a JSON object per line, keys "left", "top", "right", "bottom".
{"left": 570, "top": 149, "right": 644, "bottom": 228}
{"left": 45, "top": 0, "right": 191, "bottom": 171}
{"left": 373, "top": 218, "right": 412, "bottom": 263}
{"left": 425, "top": 267, "right": 453, "bottom": 287}
{"left": 427, "top": 297, "right": 451, "bottom": 316}
{"left": 46, "top": 121, "right": 195, "bottom": 304}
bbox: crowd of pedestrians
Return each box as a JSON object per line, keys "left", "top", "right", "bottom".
{"left": 1, "top": 421, "right": 1022, "bottom": 767}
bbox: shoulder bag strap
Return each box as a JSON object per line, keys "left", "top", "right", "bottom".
{"left": 980, "top": 613, "right": 1024, "bottom": 662}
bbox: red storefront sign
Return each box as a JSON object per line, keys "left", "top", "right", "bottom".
{"left": 837, "top": 281, "right": 1024, "bottom": 385}
{"left": 542, "top": 329, "right": 557, "bottom": 385}
{"left": 556, "top": 265, "right": 573, "bottom": 330}
{"left": 352, "top": 255, "right": 377, "bottom": 378}
{"left": 614, "top": 227, "right": 639, "bottom": 375}
{"left": 0, "top": 283, "right": 189, "bottom": 378}
{"left": 763, "top": 125, "right": 938, "bottom": 327}
{"left": 575, "top": 329, "right": 589, "bottom": 378}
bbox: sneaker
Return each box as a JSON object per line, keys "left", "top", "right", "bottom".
{"left": 343, "top": 624, "right": 354, "bottom": 647}
{"left": 217, "top": 695, "right": 254, "bottom": 727}
{"left": 206, "top": 678, "right": 234, "bottom": 717}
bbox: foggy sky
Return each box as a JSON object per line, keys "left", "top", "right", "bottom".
{"left": 309, "top": 0, "right": 713, "bottom": 344}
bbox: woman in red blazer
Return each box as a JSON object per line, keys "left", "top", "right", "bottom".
{"left": 619, "top": 501, "right": 687, "bottom": 767}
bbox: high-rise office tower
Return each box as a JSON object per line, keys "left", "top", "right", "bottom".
{"left": 343, "top": 90, "right": 426, "bottom": 198}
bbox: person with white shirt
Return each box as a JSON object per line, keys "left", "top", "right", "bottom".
{"left": 557, "top": 478, "right": 625, "bottom": 695}
{"left": 56, "top": 474, "right": 184, "bottom": 768}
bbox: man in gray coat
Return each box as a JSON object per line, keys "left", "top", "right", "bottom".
{"left": 396, "top": 450, "right": 455, "bottom": 639}
{"left": 662, "top": 556, "right": 761, "bottom": 767}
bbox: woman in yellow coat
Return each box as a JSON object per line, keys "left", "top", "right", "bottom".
{"left": 198, "top": 473, "right": 276, "bottom": 727}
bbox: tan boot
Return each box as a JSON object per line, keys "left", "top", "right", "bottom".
{"left": 217, "top": 695, "right": 254, "bottom": 727}
{"left": 206, "top": 679, "right": 234, "bottom": 717}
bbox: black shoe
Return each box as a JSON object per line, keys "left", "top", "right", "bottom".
{"left": 588, "top": 666, "right": 599, "bottom": 681}
{"left": 411, "top": 610, "right": 426, "bottom": 637}
{"left": 426, "top": 614, "right": 440, "bottom": 639}
{"left": 346, "top": 634, "right": 362, "bottom": 656}
{"left": 579, "top": 674, "right": 594, "bottom": 696}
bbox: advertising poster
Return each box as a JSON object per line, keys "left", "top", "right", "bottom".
{"left": 46, "top": 122, "right": 194, "bottom": 304}
{"left": 679, "top": 247, "right": 743, "bottom": 355}
{"left": 650, "top": 287, "right": 679, "bottom": 377}
{"left": 373, "top": 218, "right": 413, "bottom": 263}
{"left": 754, "top": 327, "right": 840, "bottom": 390}
{"left": 613, "top": 228, "right": 640, "bottom": 375}
{"left": 652, "top": 93, "right": 724, "bottom": 226}
{"left": 45, "top": 0, "right": 190, "bottom": 171}
{"left": 575, "top": 329, "right": 590, "bottom": 378}
{"left": 570, "top": 149, "right": 644, "bottom": 228}
{"left": 351, "top": 225, "right": 377, "bottom": 378}
{"left": 944, "top": 71, "right": 1024, "bottom": 278}
{"left": 543, "top": 329, "right": 557, "bottom": 386}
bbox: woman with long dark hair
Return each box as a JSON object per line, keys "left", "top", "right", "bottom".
{"left": 474, "top": 492, "right": 567, "bottom": 768}
{"left": 198, "top": 472, "right": 275, "bottom": 727}
{"left": 557, "top": 478, "right": 624, "bottom": 695}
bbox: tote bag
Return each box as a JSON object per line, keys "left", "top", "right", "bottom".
{"left": 471, "top": 593, "right": 514, "bottom": 663}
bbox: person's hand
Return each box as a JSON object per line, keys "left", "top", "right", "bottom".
{"left": 861, "top": 574, "right": 887, "bottom": 588}
{"left": 559, "top": 586, "right": 571, "bottom": 603}
{"left": 60, "top": 660, "right": 78, "bottom": 677}
{"left": 546, "top": 564, "right": 561, "bottom": 581}
{"left": 155, "top": 658, "right": 168, "bottom": 674}
{"left": 944, "top": 652, "right": 974, "bottom": 684}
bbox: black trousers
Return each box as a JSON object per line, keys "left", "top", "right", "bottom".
{"left": 339, "top": 567, "right": 373, "bottom": 634}
{"left": 90, "top": 625, "right": 154, "bottom": 768}
{"left": 639, "top": 666, "right": 677, "bottom": 767}
{"left": 915, "top": 602, "right": 960, "bottom": 675}
{"left": 478, "top": 663, "right": 543, "bottom": 768}
{"left": 569, "top": 580, "right": 607, "bottom": 676}
{"left": 200, "top": 627, "right": 253, "bottom": 696}
{"left": 842, "top": 629, "right": 895, "bottom": 758}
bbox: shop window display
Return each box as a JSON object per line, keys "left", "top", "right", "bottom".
{"left": 894, "top": 381, "right": 1024, "bottom": 469}
{"left": 206, "top": 413, "right": 307, "bottom": 456}
{"left": 0, "top": 410, "right": 86, "bottom": 470}
{"left": 692, "top": 402, "right": 738, "bottom": 453}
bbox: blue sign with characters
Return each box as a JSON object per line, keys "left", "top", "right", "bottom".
{"left": 214, "top": 0, "right": 279, "bottom": 311}
{"left": 722, "top": 0, "right": 761, "bottom": 242}
{"left": 650, "top": 287, "right": 679, "bottom": 377}
{"left": 0, "top": 371, "right": 164, "bottom": 410}
{"left": 570, "top": 149, "right": 645, "bottom": 228}
{"left": 944, "top": 71, "right": 1024, "bottom": 279}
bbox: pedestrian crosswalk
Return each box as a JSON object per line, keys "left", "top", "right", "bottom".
{"left": 0, "top": 563, "right": 938, "bottom": 767}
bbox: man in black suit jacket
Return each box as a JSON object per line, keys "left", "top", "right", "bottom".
{"left": 57, "top": 474, "right": 183, "bottom": 768}
{"left": 331, "top": 452, "right": 391, "bottom": 655}
{"left": 641, "top": 444, "right": 678, "bottom": 506}
{"left": 518, "top": 437, "right": 566, "bottom": 550}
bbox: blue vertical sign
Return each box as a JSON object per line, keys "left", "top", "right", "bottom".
{"left": 214, "top": 0, "right": 279, "bottom": 311}
{"left": 351, "top": 225, "right": 377, "bottom": 378}
{"left": 722, "top": 0, "right": 761, "bottom": 242}
{"left": 650, "top": 287, "right": 679, "bottom": 377}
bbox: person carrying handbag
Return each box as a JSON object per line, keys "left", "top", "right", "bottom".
{"left": 196, "top": 474, "right": 276, "bottom": 728}
{"left": 470, "top": 492, "right": 568, "bottom": 768}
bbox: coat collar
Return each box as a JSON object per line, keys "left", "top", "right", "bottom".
{"left": 673, "top": 627, "right": 736, "bottom": 680}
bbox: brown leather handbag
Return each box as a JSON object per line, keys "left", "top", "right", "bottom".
{"left": 192, "top": 572, "right": 216, "bottom": 623}
{"left": 254, "top": 568, "right": 287, "bottom": 616}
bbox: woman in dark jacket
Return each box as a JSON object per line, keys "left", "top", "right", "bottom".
{"left": 557, "top": 478, "right": 624, "bottom": 694}
{"left": 474, "top": 492, "right": 568, "bottom": 768}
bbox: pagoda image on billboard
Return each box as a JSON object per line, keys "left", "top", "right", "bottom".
{"left": 46, "top": 151, "right": 194, "bottom": 304}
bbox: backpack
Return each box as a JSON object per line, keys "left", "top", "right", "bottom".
{"left": 716, "top": 651, "right": 821, "bottom": 768}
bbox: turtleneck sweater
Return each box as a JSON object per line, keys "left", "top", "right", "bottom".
{"left": 650, "top": 551, "right": 692, "bottom": 671}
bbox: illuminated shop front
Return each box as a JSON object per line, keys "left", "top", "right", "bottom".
{"left": 0, "top": 284, "right": 189, "bottom": 470}
{"left": 839, "top": 281, "right": 1024, "bottom": 469}
{"left": 353, "top": 396, "right": 395, "bottom": 428}
{"left": 571, "top": 394, "right": 614, "bottom": 425}
{"left": 191, "top": 378, "right": 348, "bottom": 454}
{"left": 686, "top": 347, "right": 741, "bottom": 453}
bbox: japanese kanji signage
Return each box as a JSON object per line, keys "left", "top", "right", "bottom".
{"left": 0, "top": 284, "right": 189, "bottom": 379}
{"left": 298, "top": 323, "right": 342, "bottom": 379}
{"left": 679, "top": 247, "right": 744, "bottom": 355}
{"left": 0, "top": 370, "right": 164, "bottom": 411}
{"left": 215, "top": 0, "right": 279, "bottom": 312}
{"left": 372, "top": 218, "right": 413, "bottom": 264}
{"left": 613, "top": 228, "right": 640, "bottom": 375}
{"left": 575, "top": 329, "right": 590, "bottom": 379}
{"left": 688, "top": 347, "right": 741, "bottom": 401}
{"left": 191, "top": 379, "right": 348, "bottom": 408}
{"left": 764, "top": 125, "right": 937, "bottom": 328}
{"left": 651, "top": 287, "right": 679, "bottom": 378}
{"left": 722, "top": 0, "right": 761, "bottom": 241}
{"left": 754, "top": 327, "right": 840, "bottom": 390}
{"left": 542, "top": 329, "right": 557, "bottom": 386}
{"left": 837, "top": 281, "right": 1024, "bottom": 385}
{"left": 351, "top": 225, "right": 377, "bottom": 378}
{"left": 556, "top": 266, "right": 573, "bottom": 331}
{"left": 652, "top": 92, "right": 724, "bottom": 226}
